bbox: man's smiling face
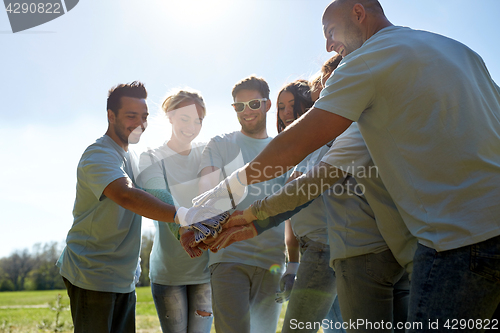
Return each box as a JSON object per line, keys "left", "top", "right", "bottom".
{"left": 323, "top": 2, "right": 364, "bottom": 57}
{"left": 234, "top": 89, "right": 268, "bottom": 136}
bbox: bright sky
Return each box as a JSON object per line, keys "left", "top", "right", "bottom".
{"left": 1, "top": 0, "right": 499, "bottom": 258}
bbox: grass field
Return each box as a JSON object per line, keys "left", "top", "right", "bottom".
{"left": 0, "top": 287, "right": 297, "bottom": 333}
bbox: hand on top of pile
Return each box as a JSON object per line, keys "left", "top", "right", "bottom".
{"left": 179, "top": 208, "right": 258, "bottom": 258}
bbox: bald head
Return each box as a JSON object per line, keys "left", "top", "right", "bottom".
{"left": 322, "top": 0, "right": 392, "bottom": 56}
{"left": 324, "top": 0, "right": 384, "bottom": 17}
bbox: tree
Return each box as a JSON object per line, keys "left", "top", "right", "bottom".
{"left": 31, "top": 242, "right": 65, "bottom": 290}
{"left": 0, "top": 249, "right": 36, "bottom": 291}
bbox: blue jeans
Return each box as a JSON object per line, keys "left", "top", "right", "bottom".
{"left": 407, "top": 236, "right": 500, "bottom": 332}
{"left": 62, "top": 277, "right": 136, "bottom": 333}
{"left": 325, "top": 297, "right": 344, "bottom": 333}
{"left": 210, "top": 262, "right": 282, "bottom": 333}
{"left": 334, "top": 250, "right": 409, "bottom": 333}
{"left": 282, "top": 237, "right": 345, "bottom": 333}
{"left": 151, "top": 283, "right": 212, "bottom": 333}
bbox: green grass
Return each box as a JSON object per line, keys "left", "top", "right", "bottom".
{"left": 0, "top": 290, "right": 69, "bottom": 307}
{"left": 0, "top": 287, "right": 298, "bottom": 333}
{"left": 0, "top": 290, "right": 72, "bottom": 333}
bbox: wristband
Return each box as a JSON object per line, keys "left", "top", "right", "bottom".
{"left": 284, "top": 262, "right": 299, "bottom": 276}
{"left": 175, "top": 207, "right": 189, "bottom": 226}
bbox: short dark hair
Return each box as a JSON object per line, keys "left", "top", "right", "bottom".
{"left": 277, "top": 80, "right": 313, "bottom": 133}
{"left": 107, "top": 81, "right": 147, "bottom": 115}
{"left": 232, "top": 75, "right": 270, "bottom": 100}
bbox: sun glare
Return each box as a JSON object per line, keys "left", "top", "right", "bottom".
{"left": 161, "top": 0, "right": 233, "bottom": 26}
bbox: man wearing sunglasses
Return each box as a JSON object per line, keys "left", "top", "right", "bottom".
{"left": 197, "top": 75, "right": 287, "bottom": 333}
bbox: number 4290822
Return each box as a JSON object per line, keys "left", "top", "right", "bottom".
{"left": 5, "top": 3, "right": 62, "bottom": 14}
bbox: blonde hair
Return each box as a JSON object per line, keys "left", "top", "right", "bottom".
{"left": 161, "top": 88, "right": 206, "bottom": 118}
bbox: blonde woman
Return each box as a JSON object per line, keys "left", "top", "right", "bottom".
{"left": 138, "top": 89, "right": 212, "bottom": 333}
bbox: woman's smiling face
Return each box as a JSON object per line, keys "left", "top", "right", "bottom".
{"left": 169, "top": 100, "right": 204, "bottom": 145}
{"left": 278, "top": 91, "right": 296, "bottom": 128}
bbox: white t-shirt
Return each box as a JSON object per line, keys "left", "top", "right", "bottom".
{"left": 138, "top": 142, "right": 210, "bottom": 286}
{"left": 58, "top": 135, "right": 142, "bottom": 293}
{"left": 199, "top": 131, "right": 286, "bottom": 271}
{"left": 315, "top": 25, "right": 500, "bottom": 251}
{"left": 322, "top": 123, "right": 416, "bottom": 271}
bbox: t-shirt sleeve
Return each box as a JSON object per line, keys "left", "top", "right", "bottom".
{"left": 136, "top": 150, "right": 165, "bottom": 189}
{"left": 198, "top": 137, "right": 225, "bottom": 173}
{"left": 80, "top": 149, "right": 128, "bottom": 200}
{"left": 199, "top": 137, "right": 241, "bottom": 174}
{"left": 314, "top": 54, "right": 375, "bottom": 122}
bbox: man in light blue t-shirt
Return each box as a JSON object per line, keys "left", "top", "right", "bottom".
{"left": 198, "top": 76, "right": 287, "bottom": 333}
{"left": 57, "top": 82, "right": 180, "bottom": 333}
{"left": 206, "top": 0, "right": 500, "bottom": 331}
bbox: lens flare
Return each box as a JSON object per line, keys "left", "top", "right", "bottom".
{"left": 269, "top": 264, "right": 281, "bottom": 275}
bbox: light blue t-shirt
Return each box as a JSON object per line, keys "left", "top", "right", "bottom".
{"left": 291, "top": 138, "right": 387, "bottom": 264}
{"left": 138, "top": 142, "right": 210, "bottom": 286}
{"left": 57, "top": 135, "right": 142, "bottom": 293}
{"left": 199, "top": 131, "right": 286, "bottom": 272}
{"left": 322, "top": 123, "right": 417, "bottom": 271}
{"left": 322, "top": 175, "right": 386, "bottom": 265}
{"left": 315, "top": 26, "right": 500, "bottom": 251}
{"left": 290, "top": 145, "right": 331, "bottom": 245}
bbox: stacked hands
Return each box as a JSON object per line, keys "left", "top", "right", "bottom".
{"left": 175, "top": 168, "right": 258, "bottom": 258}
{"left": 179, "top": 209, "right": 257, "bottom": 258}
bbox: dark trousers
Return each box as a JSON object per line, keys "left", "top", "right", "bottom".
{"left": 63, "top": 277, "right": 136, "bottom": 333}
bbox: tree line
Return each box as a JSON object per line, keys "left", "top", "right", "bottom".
{"left": 0, "top": 232, "right": 154, "bottom": 291}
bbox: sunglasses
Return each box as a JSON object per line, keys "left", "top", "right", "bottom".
{"left": 231, "top": 98, "right": 268, "bottom": 113}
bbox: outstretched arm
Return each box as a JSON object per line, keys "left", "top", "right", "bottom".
{"left": 250, "top": 161, "right": 346, "bottom": 221}
{"left": 183, "top": 112, "right": 349, "bottom": 228}
{"left": 206, "top": 161, "right": 347, "bottom": 250}
{"left": 243, "top": 109, "right": 352, "bottom": 184}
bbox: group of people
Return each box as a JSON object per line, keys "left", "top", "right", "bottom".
{"left": 57, "top": 0, "right": 500, "bottom": 332}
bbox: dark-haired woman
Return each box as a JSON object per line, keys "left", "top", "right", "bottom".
{"left": 276, "top": 80, "right": 345, "bottom": 333}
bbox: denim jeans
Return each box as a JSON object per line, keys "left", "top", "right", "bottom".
{"left": 209, "top": 262, "right": 282, "bottom": 333}
{"left": 407, "top": 236, "right": 500, "bottom": 332}
{"left": 325, "top": 296, "right": 344, "bottom": 333}
{"left": 151, "top": 283, "right": 213, "bottom": 333}
{"left": 62, "top": 277, "right": 136, "bottom": 333}
{"left": 334, "top": 250, "right": 409, "bottom": 333}
{"left": 282, "top": 236, "right": 345, "bottom": 333}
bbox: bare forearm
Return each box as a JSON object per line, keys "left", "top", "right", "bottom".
{"left": 103, "top": 177, "right": 177, "bottom": 223}
{"left": 115, "top": 187, "right": 177, "bottom": 222}
{"left": 285, "top": 220, "right": 300, "bottom": 263}
{"left": 243, "top": 108, "right": 352, "bottom": 184}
